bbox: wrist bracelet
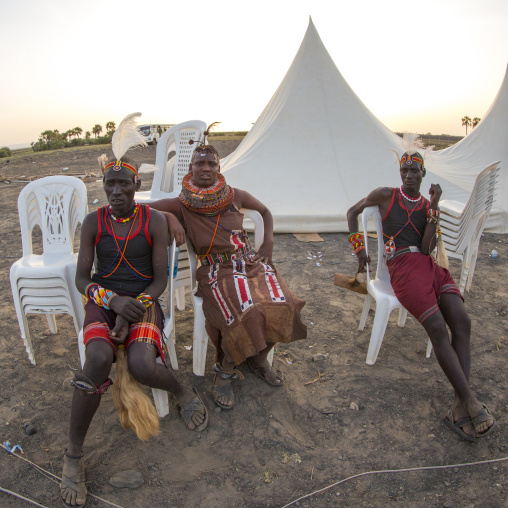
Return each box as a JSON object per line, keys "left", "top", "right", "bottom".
{"left": 348, "top": 232, "right": 365, "bottom": 254}
{"left": 136, "top": 293, "right": 153, "bottom": 308}
{"left": 86, "top": 283, "right": 117, "bottom": 310}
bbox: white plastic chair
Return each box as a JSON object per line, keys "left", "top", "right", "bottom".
{"left": 187, "top": 209, "right": 273, "bottom": 376}
{"left": 136, "top": 120, "right": 207, "bottom": 202}
{"left": 10, "top": 176, "right": 88, "bottom": 365}
{"left": 359, "top": 206, "right": 432, "bottom": 365}
{"left": 77, "top": 241, "right": 178, "bottom": 418}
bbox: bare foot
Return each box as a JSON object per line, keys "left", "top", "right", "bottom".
{"left": 177, "top": 386, "right": 207, "bottom": 431}
{"left": 249, "top": 356, "right": 284, "bottom": 386}
{"left": 60, "top": 452, "right": 86, "bottom": 507}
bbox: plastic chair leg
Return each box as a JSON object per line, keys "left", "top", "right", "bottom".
{"left": 397, "top": 308, "right": 408, "bottom": 327}
{"left": 175, "top": 287, "right": 185, "bottom": 311}
{"left": 267, "top": 346, "right": 274, "bottom": 365}
{"left": 192, "top": 296, "right": 208, "bottom": 376}
{"left": 366, "top": 300, "right": 393, "bottom": 365}
{"left": 163, "top": 327, "right": 179, "bottom": 371}
{"left": 426, "top": 338, "right": 433, "bottom": 358}
{"left": 46, "top": 314, "right": 58, "bottom": 334}
{"left": 359, "top": 293, "right": 373, "bottom": 330}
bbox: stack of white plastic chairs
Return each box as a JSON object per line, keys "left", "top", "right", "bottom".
{"left": 10, "top": 176, "right": 88, "bottom": 365}
{"left": 439, "top": 161, "right": 500, "bottom": 293}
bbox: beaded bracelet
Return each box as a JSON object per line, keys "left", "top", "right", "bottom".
{"left": 427, "top": 208, "right": 440, "bottom": 224}
{"left": 136, "top": 293, "right": 153, "bottom": 308}
{"left": 348, "top": 232, "right": 365, "bottom": 254}
{"left": 85, "top": 283, "right": 117, "bottom": 310}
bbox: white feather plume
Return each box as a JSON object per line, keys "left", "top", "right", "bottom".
{"left": 111, "top": 112, "right": 147, "bottom": 160}
{"left": 400, "top": 132, "right": 425, "bottom": 156}
{"left": 138, "top": 163, "right": 160, "bottom": 174}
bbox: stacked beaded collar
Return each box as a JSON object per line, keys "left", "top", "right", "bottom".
{"left": 179, "top": 173, "right": 235, "bottom": 216}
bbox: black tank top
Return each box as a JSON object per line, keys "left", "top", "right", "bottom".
{"left": 382, "top": 188, "right": 429, "bottom": 249}
{"left": 92, "top": 204, "right": 153, "bottom": 293}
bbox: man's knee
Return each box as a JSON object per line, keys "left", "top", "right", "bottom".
{"left": 422, "top": 315, "right": 449, "bottom": 347}
{"left": 127, "top": 344, "right": 157, "bottom": 385}
{"left": 83, "top": 342, "right": 114, "bottom": 380}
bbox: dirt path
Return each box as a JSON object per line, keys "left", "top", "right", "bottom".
{"left": 0, "top": 144, "right": 506, "bottom": 507}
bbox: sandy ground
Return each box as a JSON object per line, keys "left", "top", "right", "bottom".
{"left": 0, "top": 143, "right": 506, "bottom": 508}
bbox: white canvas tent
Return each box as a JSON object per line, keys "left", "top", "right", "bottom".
{"left": 221, "top": 18, "right": 507, "bottom": 233}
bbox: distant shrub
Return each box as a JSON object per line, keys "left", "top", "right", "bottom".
{"left": 97, "top": 134, "right": 112, "bottom": 144}
{"left": 234, "top": 131, "right": 248, "bottom": 136}
{"left": 67, "top": 138, "right": 86, "bottom": 147}
{"left": 0, "top": 146, "right": 12, "bottom": 158}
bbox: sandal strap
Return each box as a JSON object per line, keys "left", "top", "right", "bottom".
{"left": 213, "top": 363, "right": 244, "bottom": 381}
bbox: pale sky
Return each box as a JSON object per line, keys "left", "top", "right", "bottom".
{"left": 1, "top": 0, "right": 507, "bottom": 147}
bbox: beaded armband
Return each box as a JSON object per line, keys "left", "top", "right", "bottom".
{"left": 85, "top": 283, "right": 117, "bottom": 310}
{"left": 136, "top": 293, "right": 153, "bottom": 308}
{"left": 348, "top": 232, "right": 365, "bottom": 254}
{"left": 427, "top": 208, "right": 440, "bottom": 224}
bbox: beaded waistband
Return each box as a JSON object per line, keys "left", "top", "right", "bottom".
{"left": 386, "top": 246, "right": 421, "bottom": 264}
{"left": 199, "top": 241, "right": 254, "bottom": 266}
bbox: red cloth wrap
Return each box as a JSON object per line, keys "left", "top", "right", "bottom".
{"left": 388, "top": 252, "right": 462, "bottom": 323}
{"left": 83, "top": 290, "right": 167, "bottom": 366}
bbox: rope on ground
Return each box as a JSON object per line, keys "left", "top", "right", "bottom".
{"left": 0, "top": 486, "right": 48, "bottom": 507}
{"left": 281, "top": 456, "right": 508, "bottom": 507}
{"left": 1, "top": 443, "right": 125, "bottom": 508}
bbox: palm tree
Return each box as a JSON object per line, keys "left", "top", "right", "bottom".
{"left": 106, "top": 121, "right": 116, "bottom": 133}
{"left": 74, "top": 127, "right": 83, "bottom": 138}
{"left": 92, "top": 124, "right": 103, "bottom": 138}
{"left": 472, "top": 117, "right": 481, "bottom": 129}
{"left": 461, "top": 116, "right": 472, "bottom": 135}
{"left": 85, "top": 131, "right": 91, "bottom": 140}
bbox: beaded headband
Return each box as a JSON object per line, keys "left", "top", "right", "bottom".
{"left": 400, "top": 152, "right": 424, "bottom": 168}
{"left": 103, "top": 160, "right": 138, "bottom": 176}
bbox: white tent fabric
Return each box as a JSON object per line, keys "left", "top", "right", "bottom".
{"left": 430, "top": 67, "right": 508, "bottom": 233}
{"left": 221, "top": 18, "right": 506, "bottom": 233}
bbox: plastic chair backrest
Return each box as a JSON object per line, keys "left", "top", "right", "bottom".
{"left": 17, "top": 176, "right": 88, "bottom": 256}
{"left": 361, "top": 206, "right": 389, "bottom": 286}
{"left": 154, "top": 120, "right": 207, "bottom": 194}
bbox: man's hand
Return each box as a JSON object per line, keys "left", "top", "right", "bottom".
{"left": 163, "top": 212, "right": 185, "bottom": 246}
{"left": 357, "top": 250, "right": 371, "bottom": 273}
{"left": 109, "top": 296, "right": 146, "bottom": 322}
{"left": 429, "top": 183, "right": 442, "bottom": 208}
{"left": 252, "top": 240, "right": 273, "bottom": 265}
{"left": 110, "top": 315, "right": 130, "bottom": 345}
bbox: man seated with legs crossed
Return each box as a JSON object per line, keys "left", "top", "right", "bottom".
{"left": 347, "top": 133, "right": 494, "bottom": 442}
{"left": 61, "top": 125, "right": 207, "bottom": 507}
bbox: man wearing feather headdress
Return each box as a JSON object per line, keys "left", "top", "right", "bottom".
{"left": 346, "top": 133, "right": 495, "bottom": 442}
{"left": 61, "top": 114, "right": 208, "bottom": 508}
{"left": 150, "top": 123, "right": 307, "bottom": 411}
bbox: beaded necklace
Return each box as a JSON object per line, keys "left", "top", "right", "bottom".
{"left": 108, "top": 203, "right": 139, "bottom": 223}
{"left": 399, "top": 187, "right": 422, "bottom": 203}
{"left": 179, "top": 173, "right": 235, "bottom": 216}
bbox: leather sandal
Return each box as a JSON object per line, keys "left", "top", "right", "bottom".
{"left": 212, "top": 363, "right": 244, "bottom": 410}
